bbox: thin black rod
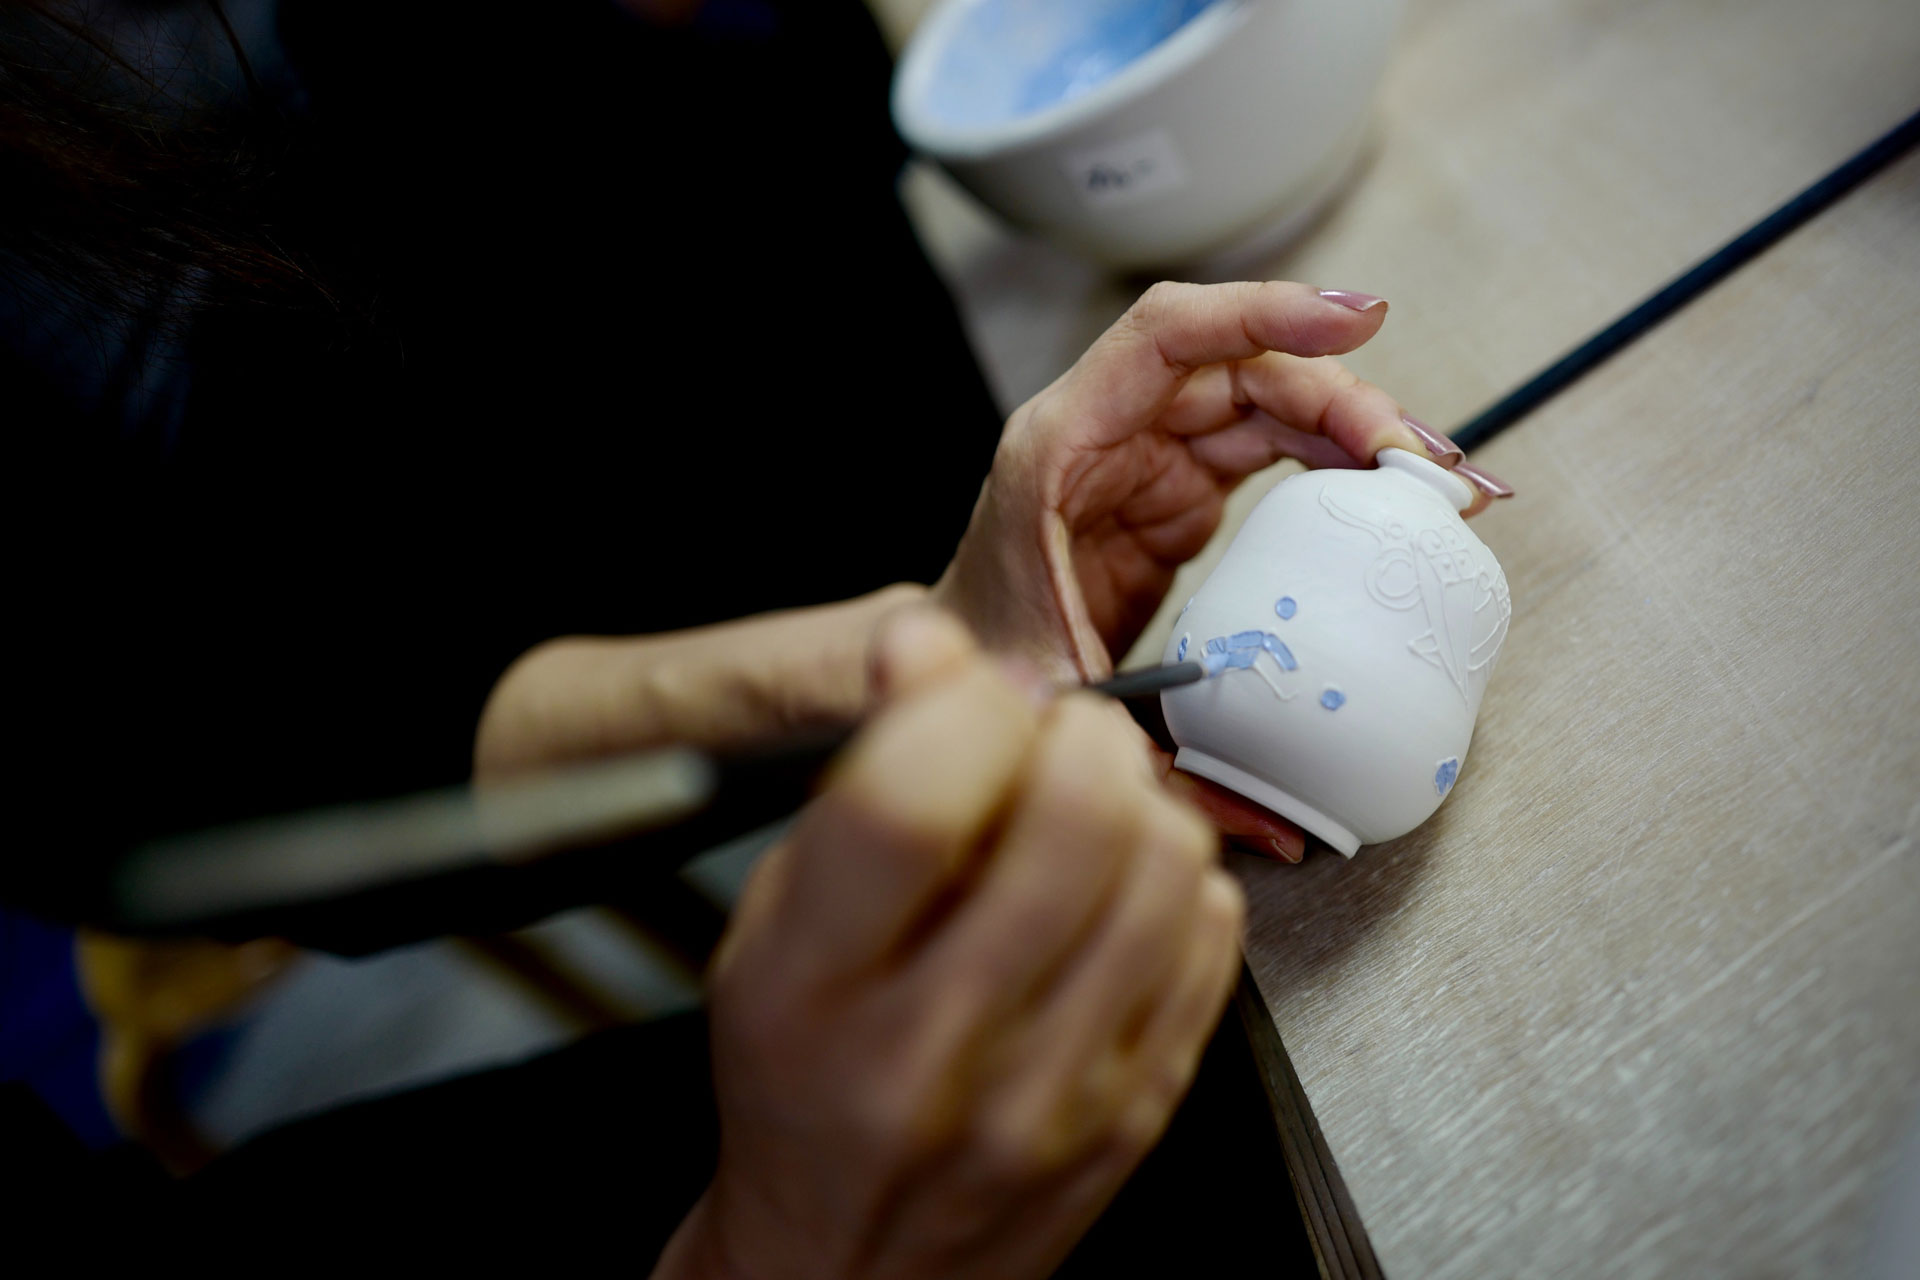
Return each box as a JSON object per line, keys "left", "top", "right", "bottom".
{"left": 1085, "top": 660, "right": 1208, "bottom": 699}
{"left": 1452, "top": 108, "right": 1920, "bottom": 452}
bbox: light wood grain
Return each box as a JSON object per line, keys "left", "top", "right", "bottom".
{"left": 899, "top": 0, "right": 1920, "bottom": 421}
{"left": 1234, "top": 965, "right": 1385, "bottom": 1279}
{"left": 1236, "top": 151, "right": 1920, "bottom": 1278}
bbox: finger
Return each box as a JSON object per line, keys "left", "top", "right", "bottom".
{"left": 1022, "top": 789, "right": 1216, "bottom": 1077}
{"left": 1058, "top": 281, "right": 1390, "bottom": 441}
{"left": 1148, "top": 751, "right": 1306, "bottom": 861}
{"left": 868, "top": 604, "right": 982, "bottom": 704}
{"left": 1454, "top": 459, "right": 1514, "bottom": 517}
{"left": 1039, "top": 876, "right": 1239, "bottom": 1227}
{"left": 913, "top": 695, "right": 1157, "bottom": 1018}
{"left": 1124, "top": 869, "right": 1243, "bottom": 1098}
{"left": 778, "top": 650, "right": 1041, "bottom": 976}
{"left": 1162, "top": 353, "right": 1458, "bottom": 478}
{"left": 939, "top": 789, "right": 1211, "bottom": 1221}
{"left": 1457, "top": 480, "right": 1494, "bottom": 519}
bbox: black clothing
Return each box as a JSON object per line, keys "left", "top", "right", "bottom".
{"left": 16, "top": 1008, "right": 1310, "bottom": 1275}
{"left": 3, "top": 11, "right": 1318, "bottom": 1273}
{"left": 6, "top": 0, "right": 1000, "bottom": 938}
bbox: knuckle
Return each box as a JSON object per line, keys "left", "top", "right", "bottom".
{"left": 1123, "top": 281, "right": 1196, "bottom": 366}
{"left": 1113, "top": 1090, "right": 1175, "bottom": 1157}
{"left": 1031, "top": 763, "right": 1117, "bottom": 837}
{"left": 851, "top": 1077, "right": 948, "bottom": 1163}
{"left": 1151, "top": 797, "right": 1216, "bottom": 871}
{"left": 1131, "top": 279, "right": 1183, "bottom": 322}
{"left": 991, "top": 418, "right": 1039, "bottom": 471}
{"left": 1106, "top": 924, "right": 1186, "bottom": 1006}
{"left": 1255, "top": 278, "right": 1293, "bottom": 310}
{"left": 1056, "top": 696, "right": 1151, "bottom": 780}
{"left": 1254, "top": 279, "right": 1309, "bottom": 351}
{"left": 824, "top": 778, "right": 958, "bottom": 872}
{"left": 986, "top": 897, "right": 1087, "bottom": 972}
{"left": 1075, "top": 1053, "right": 1130, "bottom": 1124}
{"left": 1032, "top": 708, "right": 1143, "bottom": 830}
{"left": 1143, "top": 1054, "right": 1200, "bottom": 1121}
{"left": 1202, "top": 872, "right": 1247, "bottom": 936}
{"left": 1322, "top": 369, "right": 1377, "bottom": 429}
{"left": 1114, "top": 903, "right": 1184, "bottom": 974}
{"left": 1326, "top": 360, "right": 1367, "bottom": 399}
{"left": 971, "top": 1115, "right": 1059, "bottom": 1186}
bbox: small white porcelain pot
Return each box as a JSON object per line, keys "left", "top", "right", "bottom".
{"left": 892, "top": 0, "right": 1407, "bottom": 268}
{"left": 1159, "top": 450, "right": 1511, "bottom": 855}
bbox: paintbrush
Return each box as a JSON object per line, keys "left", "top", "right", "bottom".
{"left": 108, "top": 662, "right": 1209, "bottom": 934}
{"left": 1083, "top": 660, "right": 1206, "bottom": 700}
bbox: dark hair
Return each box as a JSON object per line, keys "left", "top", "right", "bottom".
{"left": 0, "top": 0, "right": 331, "bottom": 340}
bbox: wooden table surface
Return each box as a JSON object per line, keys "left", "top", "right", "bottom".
{"left": 874, "top": 0, "right": 1920, "bottom": 1274}
{"left": 899, "top": 0, "right": 1920, "bottom": 423}
{"left": 1238, "top": 148, "right": 1920, "bottom": 1278}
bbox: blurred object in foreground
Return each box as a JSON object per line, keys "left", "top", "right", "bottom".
{"left": 893, "top": 0, "right": 1407, "bottom": 268}
{"left": 77, "top": 932, "right": 298, "bottom": 1173}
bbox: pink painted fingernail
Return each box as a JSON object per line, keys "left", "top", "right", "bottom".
{"left": 1401, "top": 413, "right": 1464, "bottom": 468}
{"left": 1228, "top": 835, "right": 1304, "bottom": 864}
{"left": 1455, "top": 461, "right": 1514, "bottom": 498}
{"left": 1317, "top": 289, "right": 1387, "bottom": 312}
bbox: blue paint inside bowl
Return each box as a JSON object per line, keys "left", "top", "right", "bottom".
{"left": 927, "top": 0, "right": 1221, "bottom": 127}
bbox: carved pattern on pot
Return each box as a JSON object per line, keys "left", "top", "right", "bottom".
{"left": 1319, "top": 488, "right": 1511, "bottom": 702}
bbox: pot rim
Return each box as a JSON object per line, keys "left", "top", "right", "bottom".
{"left": 891, "top": 0, "right": 1253, "bottom": 162}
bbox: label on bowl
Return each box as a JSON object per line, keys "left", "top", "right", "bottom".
{"left": 1061, "top": 129, "right": 1189, "bottom": 209}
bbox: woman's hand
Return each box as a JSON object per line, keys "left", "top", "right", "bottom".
{"left": 473, "top": 585, "right": 927, "bottom": 781}
{"left": 652, "top": 609, "right": 1243, "bottom": 1280}
{"left": 934, "top": 281, "right": 1508, "bottom": 680}
{"left": 932, "top": 281, "right": 1511, "bottom": 857}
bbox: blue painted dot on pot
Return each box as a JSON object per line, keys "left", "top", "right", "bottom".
{"left": 1435, "top": 757, "right": 1460, "bottom": 795}
{"left": 1274, "top": 596, "right": 1297, "bottom": 620}
{"left": 1320, "top": 688, "right": 1345, "bottom": 710}
{"left": 1176, "top": 634, "right": 1189, "bottom": 661}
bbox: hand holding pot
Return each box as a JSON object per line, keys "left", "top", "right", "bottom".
{"left": 935, "top": 279, "right": 1507, "bottom": 853}
{"left": 935, "top": 280, "right": 1500, "bottom": 679}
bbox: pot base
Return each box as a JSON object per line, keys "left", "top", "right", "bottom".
{"left": 1174, "top": 748, "right": 1362, "bottom": 858}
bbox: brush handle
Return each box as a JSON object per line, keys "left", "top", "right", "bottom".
{"left": 1084, "top": 661, "right": 1207, "bottom": 700}
{"left": 106, "top": 665, "right": 1207, "bottom": 942}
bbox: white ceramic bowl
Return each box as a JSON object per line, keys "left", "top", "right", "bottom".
{"left": 892, "top": 0, "right": 1407, "bottom": 268}
{"left": 1159, "top": 450, "right": 1511, "bottom": 855}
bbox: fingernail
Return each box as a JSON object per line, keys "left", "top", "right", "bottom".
{"left": 1317, "top": 289, "right": 1387, "bottom": 313}
{"left": 1454, "top": 461, "right": 1514, "bottom": 499}
{"left": 1400, "top": 413, "right": 1464, "bottom": 468}
{"left": 1228, "top": 836, "right": 1304, "bottom": 864}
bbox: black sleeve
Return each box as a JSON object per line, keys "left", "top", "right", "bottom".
{"left": 5, "top": 320, "right": 528, "bottom": 934}
{"left": 3, "top": 0, "right": 1005, "bottom": 947}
